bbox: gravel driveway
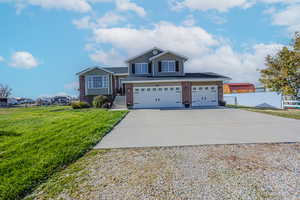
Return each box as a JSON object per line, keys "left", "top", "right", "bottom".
{"left": 29, "top": 143, "right": 299, "bottom": 200}
{"left": 95, "top": 108, "right": 300, "bottom": 148}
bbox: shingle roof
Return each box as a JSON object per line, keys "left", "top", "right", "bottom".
{"left": 76, "top": 66, "right": 128, "bottom": 75}
{"left": 103, "top": 67, "right": 128, "bottom": 74}
{"left": 123, "top": 72, "right": 230, "bottom": 82}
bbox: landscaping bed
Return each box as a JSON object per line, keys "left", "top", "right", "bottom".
{"left": 0, "top": 106, "right": 127, "bottom": 200}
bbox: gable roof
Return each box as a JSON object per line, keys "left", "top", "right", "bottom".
{"left": 76, "top": 67, "right": 113, "bottom": 76}
{"left": 125, "top": 47, "right": 164, "bottom": 63}
{"left": 103, "top": 67, "right": 128, "bottom": 74}
{"left": 149, "top": 50, "right": 188, "bottom": 61}
{"left": 76, "top": 66, "right": 128, "bottom": 76}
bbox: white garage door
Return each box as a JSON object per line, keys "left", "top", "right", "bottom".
{"left": 192, "top": 85, "right": 218, "bottom": 107}
{"left": 133, "top": 86, "right": 184, "bottom": 109}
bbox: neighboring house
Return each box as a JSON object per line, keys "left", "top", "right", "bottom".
{"left": 224, "top": 83, "right": 255, "bottom": 94}
{"left": 76, "top": 67, "right": 128, "bottom": 103}
{"left": 78, "top": 47, "right": 231, "bottom": 108}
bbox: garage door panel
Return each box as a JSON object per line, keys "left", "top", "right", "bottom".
{"left": 133, "top": 86, "right": 183, "bottom": 109}
{"left": 192, "top": 85, "right": 218, "bottom": 107}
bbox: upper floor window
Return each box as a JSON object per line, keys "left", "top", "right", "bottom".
{"left": 135, "top": 63, "right": 148, "bottom": 74}
{"left": 161, "top": 60, "right": 175, "bottom": 72}
{"left": 87, "top": 75, "right": 108, "bottom": 89}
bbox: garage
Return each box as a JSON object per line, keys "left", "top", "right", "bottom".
{"left": 192, "top": 85, "right": 218, "bottom": 107}
{"left": 133, "top": 86, "right": 184, "bottom": 109}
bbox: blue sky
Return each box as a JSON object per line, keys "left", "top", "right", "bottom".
{"left": 0, "top": 0, "right": 299, "bottom": 98}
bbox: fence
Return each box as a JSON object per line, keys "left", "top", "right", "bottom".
{"left": 224, "top": 92, "right": 283, "bottom": 109}
{"left": 282, "top": 100, "right": 300, "bottom": 109}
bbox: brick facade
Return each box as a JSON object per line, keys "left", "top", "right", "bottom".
{"left": 181, "top": 82, "right": 192, "bottom": 105}
{"left": 79, "top": 75, "right": 86, "bottom": 102}
{"left": 125, "top": 83, "right": 133, "bottom": 106}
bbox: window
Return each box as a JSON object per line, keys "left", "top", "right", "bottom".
{"left": 147, "top": 88, "right": 151, "bottom": 91}
{"left": 164, "top": 88, "right": 168, "bottom": 91}
{"left": 135, "top": 63, "right": 148, "bottom": 74}
{"left": 161, "top": 60, "right": 175, "bottom": 72}
{"left": 87, "top": 76, "right": 108, "bottom": 89}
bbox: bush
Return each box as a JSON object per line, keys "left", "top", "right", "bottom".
{"left": 93, "top": 95, "right": 109, "bottom": 108}
{"left": 71, "top": 101, "right": 90, "bottom": 109}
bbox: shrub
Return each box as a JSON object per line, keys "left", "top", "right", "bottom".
{"left": 71, "top": 101, "right": 90, "bottom": 109}
{"left": 93, "top": 95, "right": 109, "bottom": 108}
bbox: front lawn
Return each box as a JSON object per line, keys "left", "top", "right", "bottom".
{"left": 0, "top": 106, "right": 127, "bottom": 200}
{"left": 227, "top": 105, "right": 300, "bottom": 120}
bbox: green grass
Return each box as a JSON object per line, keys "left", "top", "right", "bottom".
{"left": 227, "top": 104, "right": 300, "bottom": 120}
{"left": 0, "top": 106, "right": 127, "bottom": 200}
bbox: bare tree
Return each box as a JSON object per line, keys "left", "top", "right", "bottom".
{"left": 0, "top": 84, "right": 12, "bottom": 98}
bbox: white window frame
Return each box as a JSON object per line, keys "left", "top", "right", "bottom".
{"left": 86, "top": 75, "right": 108, "bottom": 89}
{"left": 135, "top": 63, "right": 148, "bottom": 74}
{"left": 161, "top": 60, "right": 176, "bottom": 72}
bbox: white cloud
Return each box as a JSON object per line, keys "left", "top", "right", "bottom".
{"left": 93, "top": 21, "right": 218, "bottom": 56}
{"left": 182, "top": 15, "right": 196, "bottom": 26}
{"left": 187, "top": 43, "right": 283, "bottom": 83}
{"left": 90, "top": 48, "right": 125, "bottom": 66}
{"left": 9, "top": 51, "right": 39, "bottom": 69}
{"left": 86, "top": 21, "right": 284, "bottom": 83}
{"left": 269, "top": 4, "right": 300, "bottom": 32}
{"left": 3, "top": 0, "right": 92, "bottom": 13}
{"left": 73, "top": 12, "right": 126, "bottom": 30}
{"left": 115, "top": 0, "right": 146, "bottom": 17}
{"left": 0, "top": 56, "right": 4, "bottom": 62}
{"left": 172, "top": 0, "right": 252, "bottom": 12}
{"left": 1, "top": 0, "right": 146, "bottom": 15}
{"left": 73, "top": 16, "right": 94, "bottom": 29}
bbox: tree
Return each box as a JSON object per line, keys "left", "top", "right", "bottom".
{"left": 260, "top": 32, "right": 300, "bottom": 99}
{"left": 0, "top": 84, "right": 12, "bottom": 98}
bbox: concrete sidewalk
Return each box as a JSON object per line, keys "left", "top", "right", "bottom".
{"left": 95, "top": 108, "right": 300, "bottom": 149}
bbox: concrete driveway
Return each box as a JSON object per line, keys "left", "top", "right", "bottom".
{"left": 95, "top": 108, "right": 300, "bottom": 149}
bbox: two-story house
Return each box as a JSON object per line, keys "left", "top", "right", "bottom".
{"left": 77, "top": 47, "right": 230, "bottom": 108}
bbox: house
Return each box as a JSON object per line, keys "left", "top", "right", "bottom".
{"left": 223, "top": 83, "right": 255, "bottom": 94}
{"left": 76, "top": 67, "right": 129, "bottom": 103}
{"left": 77, "top": 47, "right": 231, "bottom": 108}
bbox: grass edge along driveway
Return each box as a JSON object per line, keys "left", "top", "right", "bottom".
{"left": 226, "top": 105, "right": 300, "bottom": 120}
{"left": 0, "top": 106, "right": 128, "bottom": 200}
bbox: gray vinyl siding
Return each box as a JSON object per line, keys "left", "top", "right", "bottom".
{"left": 152, "top": 53, "right": 185, "bottom": 77}
{"left": 83, "top": 68, "right": 112, "bottom": 95}
{"left": 128, "top": 50, "right": 163, "bottom": 77}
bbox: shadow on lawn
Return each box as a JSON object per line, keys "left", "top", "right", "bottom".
{"left": 0, "top": 130, "right": 22, "bottom": 137}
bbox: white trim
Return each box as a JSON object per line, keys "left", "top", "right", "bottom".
{"left": 149, "top": 51, "right": 188, "bottom": 61}
{"left": 77, "top": 67, "right": 113, "bottom": 76}
{"left": 125, "top": 47, "right": 164, "bottom": 63}
{"left": 114, "top": 73, "right": 129, "bottom": 76}
{"left": 123, "top": 78, "right": 230, "bottom": 84}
